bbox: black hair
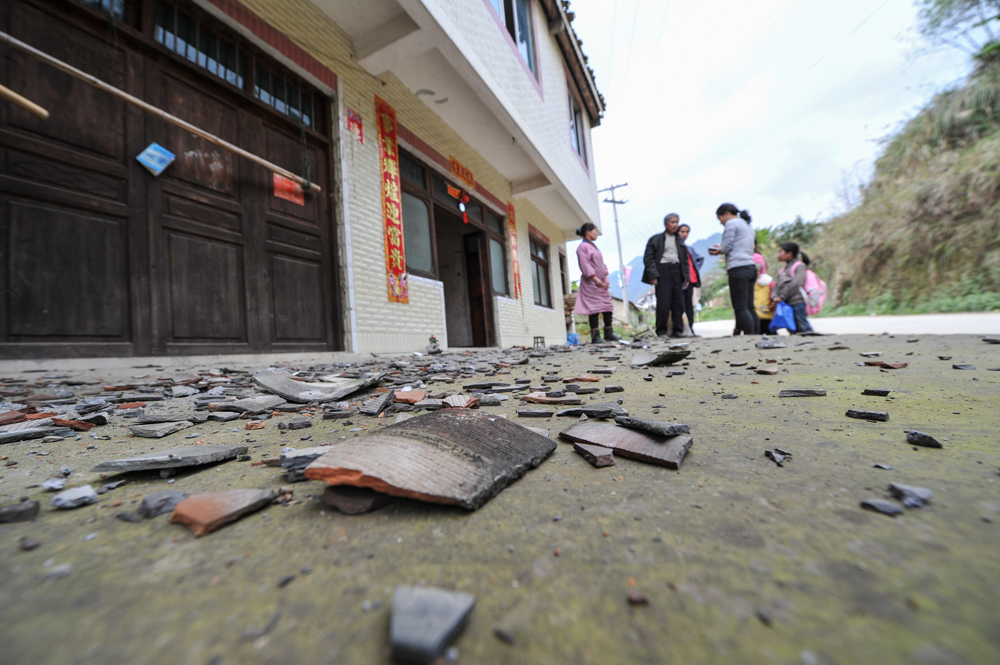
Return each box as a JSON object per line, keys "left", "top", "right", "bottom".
{"left": 716, "top": 203, "right": 751, "bottom": 223}
{"left": 576, "top": 223, "right": 597, "bottom": 237}
{"left": 779, "top": 241, "right": 799, "bottom": 258}
{"left": 664, "top": 213, "right": 680, "bottom": 224}
{"left": 678, "top": 223, "right": 690, "bottom": 231}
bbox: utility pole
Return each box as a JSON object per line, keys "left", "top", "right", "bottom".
{"left": 598, "top": 183, "right": 629, "bottom": 302}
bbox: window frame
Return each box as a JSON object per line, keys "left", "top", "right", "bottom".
{"left": 569, "top": 91, "right": 586, "bottom": 164}
{"left": 485, "top": 0, "right": 540, "bottom": 82}
{"left": 529, "top": 234, "right": 553, "bottom": 308}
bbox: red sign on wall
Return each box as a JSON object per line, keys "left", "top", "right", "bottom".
{"left": 507, "top": 201, "right": 522, "bottom": 299}
{"left": 273, "top": 173, "right": 304, "bottom": 205}
{"left": 346, "top": 108, "right": 364, "bottom": 144}
{"left": 375, "top": 96, "right": 408, "bottom": 304}
{"left": 449, "top": 156, "right": 475, "bottom": 189}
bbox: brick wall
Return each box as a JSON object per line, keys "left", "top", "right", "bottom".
{"left": 229, "top": 0, "right": 579, "bottom": 352}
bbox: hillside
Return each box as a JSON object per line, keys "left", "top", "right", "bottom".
{"left": 813, "top": 58, "right": 1000, "bottom": 314}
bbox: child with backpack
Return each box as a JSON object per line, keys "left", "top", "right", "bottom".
{"left": 772, "top": 242, "right": 824, "bottom": 333}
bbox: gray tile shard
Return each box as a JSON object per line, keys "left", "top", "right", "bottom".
{"left": 555, "top": 403, "right": 627, "bottom": 419}
{"left": 360, "top": 391, "right": 395, "bottom": 415}
{"left": 888, "top": 482, "right": 933, "bottom": 508}
{"left": 0, "top": 500, "right": 40, "bottom": 523}
{"left": 906, "top": 431, "right": 944, "bottom": 448}
{"left": 138, "top": 490, "right": 188, "bottom": 518}
{"left": 778, "top": 389, "right": 827, "bottom": 397}
{"left": 559, "top": 422, "right": 692, "bottom": 469}
{"left": 845, "top": 409, "right": 889, "bottom": 422}
{"left": 631, "top": 349, "right": 691, "bottom": 367}
{"left": 91, "top": 445, "right": 248, "bottom": 473}
{"left": 614, "top": 417, "right": 690, "bottom": 437}
{"left": 51, "top": 485, "right": 98, "bottom": 509}
{"left": 254, "top": 369, "right": 384, "bottom": 403}
{"left": 135, "top": 413, "right": 208, "bottom": 424}
{"left": 280, "top": 446, "right": 330, "bottom": 482}
{"left": 860, "top": 498, "right": 903, "bottom": 517}
{"left": 128, "top": 421, "right": 193, "bottom": 438}
{"left": 573, "top": 442, "right": 615, "bottom": 467}
{"left": 391, "top": 585, "right": 476, "bottom": 665}
{"left": 210, "top": 394, "right": 286, "bottom": 413}
{"left": 862, "top": 388, "right": 891, "bottom": 396}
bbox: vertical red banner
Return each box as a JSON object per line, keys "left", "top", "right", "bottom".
{"left": 507, "top": 201, "right": 522, "bottom": 299}
{"left": 375, "top": 96, "right": 408, "bottom": 304}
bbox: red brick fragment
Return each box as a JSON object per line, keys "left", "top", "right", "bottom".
{"left": 51, "top": 418, "right": 95, "bottom": 431}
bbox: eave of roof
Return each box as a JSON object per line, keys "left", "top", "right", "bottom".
{"left": 538, "top": 0, "right": 605, "bottom": 127}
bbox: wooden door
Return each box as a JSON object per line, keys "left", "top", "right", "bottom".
{"left": 0, "top": 0, "right": 146, "bottom": 358}
{"left": 145, "top": 56, "right": 255, "bottom": 354}
{"left": 463, "top": 231, "right": 493, "bottom": 348}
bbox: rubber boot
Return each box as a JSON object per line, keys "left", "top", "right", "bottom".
{"left": 590, "top": 329, "right": 602, "bottom": 344}
{"left": 604, "top": 327, "right": 620, "bottom": 342}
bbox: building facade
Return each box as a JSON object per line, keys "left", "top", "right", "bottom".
{"left": 0, "top": 0, "right": 604, "bottom": 357}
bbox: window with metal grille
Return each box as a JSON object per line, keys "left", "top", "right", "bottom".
{"left": 154, "top": 1, "right": 244, "bottom": 89}
{"left": 81, "top": 0, "right": 124, "bottom": 20}
{"left": 254, "top": 61, "right": 314, "bottom": 128}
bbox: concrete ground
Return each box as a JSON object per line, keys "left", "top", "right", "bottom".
{"left": 1, "top": 333, "right": 998, "bottom": 665}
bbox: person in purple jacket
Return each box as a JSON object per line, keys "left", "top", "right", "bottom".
{"left": 573, "top": 223, "right": 619, "bottom": 344}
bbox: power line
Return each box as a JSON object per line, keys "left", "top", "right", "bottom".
{"left": 651, "top": 0, "right": 672, "bottom": 61}
{"left": 605, "top": 0, "right": 619, "bottom": 95}
{"left": 621, "top": 0, "right": 641, "bottom": 87}
{"left": 847, "top": 0, "right": 891, "bottom": 37}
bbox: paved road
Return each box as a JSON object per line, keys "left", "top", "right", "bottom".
{"left": 694, "top": 311, "right": 1000, "bottom": 338}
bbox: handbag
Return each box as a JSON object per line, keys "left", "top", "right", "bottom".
{"left": 769, "top": 301, "right": 796, "bottom": 333}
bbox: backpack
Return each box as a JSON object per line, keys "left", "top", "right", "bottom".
{"left": 785, "top": 261, "right": 826, "bottom": 315}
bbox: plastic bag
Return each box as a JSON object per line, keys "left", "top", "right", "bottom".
{"left": 769, "top": 301, "right": 796, "bottom": 333}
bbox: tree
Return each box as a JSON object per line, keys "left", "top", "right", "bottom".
{"left": 772, "top": 216, "right": 823, "bottom": 247}
{"left": 918, "top": 0, "right": 1000, "bottom": 57}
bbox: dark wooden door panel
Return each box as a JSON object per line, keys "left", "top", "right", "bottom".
{"left": 264, "top": 125, "right": 324, "bottom": 222}
{"left": 4, "top": 148, "right": 128, "bottom": 202}
{"left": 160, "top": 74, "right": 238, "bottom": 196}
{"left": 269, "top": 252, "right": 325, "bottom": 342}
{"left": 165, "top": 230, "right": 246, "bottom": 342}
{"left": 5, "top": 198, "right": 128, "bottom": 339}
{"left": 6, "top": 1, "right": 127, "bottom": 162}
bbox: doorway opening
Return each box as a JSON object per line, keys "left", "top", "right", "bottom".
{"left": 434, "top": 208, "right": 493, "bottom": 347}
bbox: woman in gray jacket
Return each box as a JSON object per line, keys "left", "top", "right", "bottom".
{"left": 708, "top": 203, "right": 758, "bottom": 335}
{"left": 771, "top": 241, "right": 814, "bottom": 333}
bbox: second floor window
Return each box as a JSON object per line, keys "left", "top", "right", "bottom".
{"left": 569, "top": 93, "right": 585, "bottom": 161}
{"left": 490, "top": 0, "right": 536, "bottom": 76}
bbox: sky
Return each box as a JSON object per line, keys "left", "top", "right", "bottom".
{"left": 564, "top": 0, "right": 972, "bottom": 284}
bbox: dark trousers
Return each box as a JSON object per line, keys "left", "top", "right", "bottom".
{"left": 682, "top": 284, "right": 695, "bottom": 334}
{"left": 791, "top": 302, "right": 813, "bottom": 333}
{"left": 728, "top": 265, "right": 759, "bottom": 335}
{"left": 655, "top": 262, "right": 685, "bottom": 336}
{"left": 588, "top": 312, "right": 613, "bottom": 329}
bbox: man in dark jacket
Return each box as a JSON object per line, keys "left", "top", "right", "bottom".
{"left": 642, "top": 213, "right": 690, "bottom": 338}
{"left": 678, "top": 223, "right": 704, "bottom": 336}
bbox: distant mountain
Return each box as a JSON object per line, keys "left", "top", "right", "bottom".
{"left": 608, "top": 256, "right": 651, "bottom": 302}
{"left": 690, "top": 232, "right": 722, "bottom": 276}
{"left": 607, "top": 232, "right": 723, "bottom": 301}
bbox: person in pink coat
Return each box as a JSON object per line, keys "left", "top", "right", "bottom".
{"left": 573, "top": 223, "right": 619, "bottom": 343}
